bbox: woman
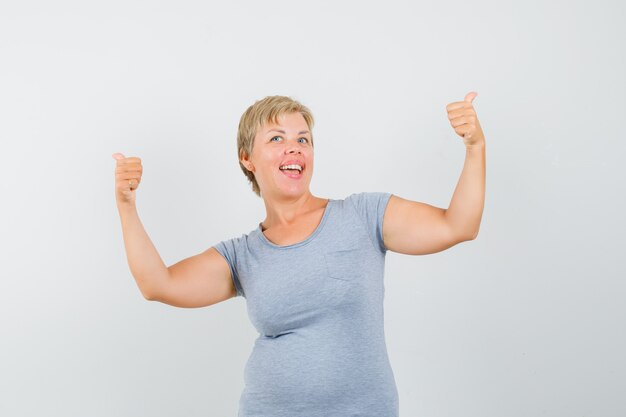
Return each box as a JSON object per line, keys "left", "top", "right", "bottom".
{"left": 112, "top": 94, "right": 486, "bottom": 416}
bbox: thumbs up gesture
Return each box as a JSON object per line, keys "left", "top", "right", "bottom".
{"left": 446, "top": 91, "right": 485, "bottom": 147}
{"left": 112, "top": 153, "right": 143, "bottom": 206}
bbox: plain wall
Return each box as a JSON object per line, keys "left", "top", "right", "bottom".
{"left": 0, "top": 0, "right": 624, "bottom": 416}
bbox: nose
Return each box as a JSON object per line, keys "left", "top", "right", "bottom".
{"left": 285, "top": 142, "right": 303, "bottom": 154}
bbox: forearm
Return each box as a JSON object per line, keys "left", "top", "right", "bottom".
{"left": 116, "top": 203, "right": 170, "bottom": 299}
{"left": 445, "top": 143, "right": 486, "bottom": 240}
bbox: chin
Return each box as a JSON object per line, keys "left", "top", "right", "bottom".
{"left": 281, "top": 183, "right": 310, "bottom": 196}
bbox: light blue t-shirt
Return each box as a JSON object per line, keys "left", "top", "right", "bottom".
{"left": 214, "top": 192, "right": 398, "bottom": 417}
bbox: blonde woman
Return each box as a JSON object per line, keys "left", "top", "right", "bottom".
{"left": 112, "top": 93, "right": 486, "bottom": 416}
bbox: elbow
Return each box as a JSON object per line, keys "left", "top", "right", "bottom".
{"left": 456, "top": 229, "right": 479, "bottom": 242}
{"left": 140, "top": 287, "right": 157, "bottom": 301}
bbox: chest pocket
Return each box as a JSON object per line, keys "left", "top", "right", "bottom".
{"left": 324, "top": 248, "right": 364, "bottom": 281}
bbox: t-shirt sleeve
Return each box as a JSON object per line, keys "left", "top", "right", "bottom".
{"left": 213, "top": 237, "right": 245, "bottom": 298}
{"left": 346, "top": 191, "right": 393, "bottom": 254}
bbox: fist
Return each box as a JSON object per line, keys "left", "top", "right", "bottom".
{"left": 112, "top": 153, "right": 143, "bottom": 205}
{"left": 446, "top": 91, "right": 485, "bottom": 147}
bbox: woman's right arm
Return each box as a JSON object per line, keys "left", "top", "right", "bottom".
{"left": 113, "top": 153, "right": 236, "bottom": 307}
{"left": 116, "top": 203, "right": 236, "bottom": 307}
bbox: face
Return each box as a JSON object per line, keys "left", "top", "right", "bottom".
{"left": 241, "top": 112, "right": 314, "bottom": 199}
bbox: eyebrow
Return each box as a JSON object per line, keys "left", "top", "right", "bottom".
{"left": 266, "top": 129, "right": 310, "bottom": 135}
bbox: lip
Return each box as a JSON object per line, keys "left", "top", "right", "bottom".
{"left": 280, "top": 169, "right": 303, "bottom": 179}
{"left": 278, "top": 159, "right": 305, "bottom": 180}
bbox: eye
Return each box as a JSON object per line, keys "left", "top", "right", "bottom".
{"left": 270, "top": 136, "right": 309, "bottom": 144}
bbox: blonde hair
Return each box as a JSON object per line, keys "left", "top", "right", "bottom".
{"left": 237, "top": 95, "right": 315, "bottom": 197}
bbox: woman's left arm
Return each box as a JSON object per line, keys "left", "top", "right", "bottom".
{"left": 444, "top": 91, "right": 486, "bottom": 240}
{"left": 383, "top": 91, "right": 486, "bottom": 255}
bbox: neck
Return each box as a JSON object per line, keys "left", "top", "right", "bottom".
{"left": 261, "top": 192, "right": 321, "bottom": 230}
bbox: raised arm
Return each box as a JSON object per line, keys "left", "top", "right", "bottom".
{"left": 113, "top": 153, "right": 236, "bottom": 307}
{"left": 382, "top": 92, "right": 486, "bottom": 255}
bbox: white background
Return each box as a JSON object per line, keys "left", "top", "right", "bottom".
{"left": 1, "top": 0, "right": 624, "bottom": 416}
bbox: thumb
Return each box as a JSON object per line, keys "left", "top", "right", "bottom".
{"left": 464, "top": 91, "right": 478, "bottom": 103}
{"left": 112, "top": 152, "right": 125, "bottom": 161}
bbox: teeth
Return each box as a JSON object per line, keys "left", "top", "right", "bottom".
{"left": 279, "top": 164, "right": 302, "bottom": 171}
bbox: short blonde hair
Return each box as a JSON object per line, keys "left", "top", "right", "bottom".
{"left": 237, "top": 95, "right": 315, "bottom": 197}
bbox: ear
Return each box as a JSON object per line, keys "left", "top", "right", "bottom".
{"left": 240, "top": 152, "right": 254, "bottom": 172}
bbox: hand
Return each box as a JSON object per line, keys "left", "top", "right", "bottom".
{"left": 112, "top": 152, "right": 143, "bottom": 205}
{"left": 446, "top": 91, "right": 485, "bottom": 147}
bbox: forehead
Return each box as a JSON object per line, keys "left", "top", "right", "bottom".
{"left": 259, "top": 112, "right": 309, "bottom": 134}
